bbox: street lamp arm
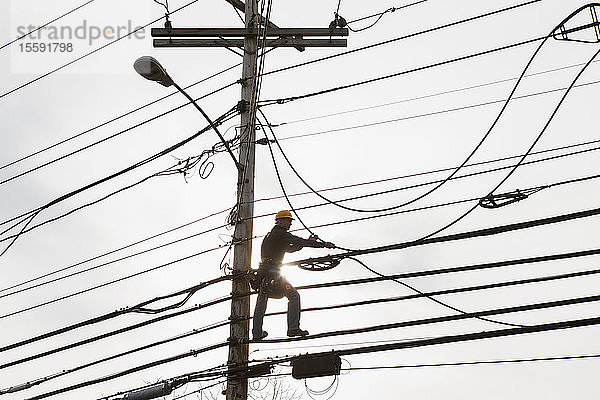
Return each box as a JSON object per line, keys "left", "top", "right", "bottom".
{"left": 171, "top": 81, "right": 242, "bottom": 170}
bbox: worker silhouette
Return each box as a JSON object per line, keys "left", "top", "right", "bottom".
{"left": 252, "top": 210, "right": 335, "bottom": 340}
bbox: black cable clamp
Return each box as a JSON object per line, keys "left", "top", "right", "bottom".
{"left": 236, "top": 100, "right": 248, "bottom": 113}
{"left": 479, "top": 190, "right": 528, "bottom": 209}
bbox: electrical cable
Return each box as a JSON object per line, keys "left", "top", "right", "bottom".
{"left": 254, "top": 20, "right": 588, "bottom": 217}
{"left": 288, "top": 203, "right": 600, "bottom": 269}
{"left": 25, "top": 342, "right": 230, "bottom": 400}
{"left": 0, "top": 206, "right": 231, "bottom": 296}
{"left": 272, "top": 58, "right": 600, "bottom": 130}
{"left": 274, "top": 76, "right": 600, "bottom": 143}
{"left": 341, "top": 354, "right": 600, "bottom": 371}
{"left": 285, "top": 8, "right": 600, "bottom": 269}
{"left": 0, "top": 1, "right": 542, "bottom": 182}
{"left": 259, "top": 0, "right": 541, "bottom": 79}
{"left": 0, "top": 106, "right": 237, "bottom": 256}
{"left": 348, "top": 256, "right": 524, "bottom": 328}
{"left": 0, "top": 113, "right": 241, "bottom": 247}
{"left": 0, "top": 320, "right": 231, "bottom": 393}
{"left": 0, "top": 0, "right": 204, "bottom": 101}
{"left": 0, "top": 62, "right": 241, "bottom": 174}
{"left": 25, "top": 300, "right": 600, "bottom": 399}
{"left": 259, "top": 35, "right": 546, "bottom": 106}
{"left": 0, "top": 243, "right": 230, "bottom": 321}
{"left": 0, "top": 82, "right": 239, "bottom": 187}
{"left": 8, "top": 245, "right": 600, "bottom": 367}
{"left": 400, "top": 31, "right": 600, "bottom": 259}
{"left": 343, "top": 1, "right": 429, "bottom": 33}
{"left": 8, "top": 153, "right": 600, "bottom": 305}
{"left": 0, "top": 0, "right": 96, "bottom": 51}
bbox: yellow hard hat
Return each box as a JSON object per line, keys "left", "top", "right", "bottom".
{"left": 275, "top": 210, "right": 294, "bottom": 220}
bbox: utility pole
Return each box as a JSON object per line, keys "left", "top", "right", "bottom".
{"left": 226, "top": 0, "right": 258, "bottom": 398}
{"left": 151, "top": 4, "right": 347, "bottom": 400}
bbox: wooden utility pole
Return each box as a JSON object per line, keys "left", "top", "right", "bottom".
{"left": 151, "top": 4, "right": 348, "bottom": 400}
{"left": 226, "top": 0, "right": 258, "bottom": 399}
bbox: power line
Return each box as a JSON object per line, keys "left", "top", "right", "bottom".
{"left": 274, "top": 77, "right": 600, "bottom": 142}
{"left": 0, "top": 0, "right": 203, "bottom": 101}
{"left": 0, "top": 82, "right": 239, "bottom": 187}
{"left": 0, "top": 1, "right": 541, "bottom": 182}
{"left": 259, "top": 0, "right": 541, "bottom": 79}
{"left": 259, "top": 35, "right": 545, "bottom": 106}
{"left": 25, "top": 342, "right": 230, "bottom": 400}
{"left": 0, "top": 243, "right": 229, "bottom": 321}
{"left": 0, "top": 62, "right": 241, "bottom": 174}
{"left": 7, "top": 244, "right": 600, "bottom": 367}
{"left": 342, "top": 0, "right": 429, "bottom": 33}
{"left": 289, "top": 204, "right": 600, "bottom": 269}
{"left": 341, "top": 354, "right": 600, "bottom": 371}
{"left": 24, "top": 297, "right": 600, "bottom": 399}
{"left": 5, "top": 150, "right": 600, "bottom": 302}
{"left": 0, "top": 107, "right": 237, "bottom": 256}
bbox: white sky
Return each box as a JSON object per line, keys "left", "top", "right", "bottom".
{"left": 1, "top": 0, "right": 600, "bottom": 399}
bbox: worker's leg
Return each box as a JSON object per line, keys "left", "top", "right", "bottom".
{"left": 284, "top": 282, "right": 301, "bottom": 331}
{"left": 252, "top": 292, "right": 269, "bottom": 337}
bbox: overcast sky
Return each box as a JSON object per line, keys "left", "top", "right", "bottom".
{"left": 2, "top": 0, "right": 600, "bottom": 399}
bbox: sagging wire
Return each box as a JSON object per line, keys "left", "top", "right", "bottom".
{"left": 331, "top": 1, "right": 429, "bottom": 33}
{"left": 267, "top": 5, "right": 600, "bottom": 269}
{"left": 348, "top": 257, "right": 525, "bottom": 328}
{"left": 257, "top": 111, "right": 345, "bottom": 256}
{"left": 304, "top": 375, "right": 339, "bottom": 400}
{"left": 416, "top": 6, "right": 600, "bottom": 243}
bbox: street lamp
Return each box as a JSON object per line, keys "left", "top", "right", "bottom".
{"left": 133, "top": 56, "right": 241, "bottom": 169}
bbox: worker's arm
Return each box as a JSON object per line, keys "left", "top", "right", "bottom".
{"left": 283, "top": 231, "right": 334, "bottom": 252}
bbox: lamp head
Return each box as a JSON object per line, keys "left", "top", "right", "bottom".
{"left": 133, "top": 56, "right": 174, "bottom": 87}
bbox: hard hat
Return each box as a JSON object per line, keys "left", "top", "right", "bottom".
{"left": 275, "top": 210, "right": 294, "bottom": 220}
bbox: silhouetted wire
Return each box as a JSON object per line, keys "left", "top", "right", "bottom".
{"left": 0, "top": 0, "right": 96, "bottom": 51}
{"left": 0, "top": 107, "right": 237, "bottom": 256}
{"left": 342, "top": 354, "right": 600, "bottom": 370}
{"left": 348, "top": 257, "right": 524, "bottom": 328}
{"left": 259, "top": 0, "right": 540, "bottom": 80}
{"left": 0, "top": 121, "right": 245, "bottom": 245}
{"left": 408, "top": 41, "right": 600, "bottom": 251}
{"left": 273, "top": 59, "right": 600, "bottom": 129}
{"left": 275, "top": 77, "right": 600, "bottom": 142}
{"left": 26, "top": 300, "right": 600, "bottom": 399}
{"left": 0, "top": 243, "right": 229, "bottom": 321}
{"left": 0, "top": 62, "right": 241, "bottom": 174}
{"left": 1, "top": 320, "right": 231, "bottom": 391}
{"left": 0, "top": 82, "right": 239, "bottom": 187}
{"left": 255, "top": 27, "right": 551, "bottom": 215}
{"left": 0, "top": 2, "right": 539, "bottom": 184}
{"left": 4, "top": 139, "right": 599, "bottom": 301}
{"left": 0, "top": 0, "right": 204, "bottom": 101}
{"left": 7, "top": 247, "right": 600, "bottom": 363}
{"left": 259, "top": 37, "right": 545, "bottom": 106}
{"left": 9, "top": 147, "right": 599, "bottom": 302}
{"left": 26, "top": 342, "right": 231, "bottom": 400}
{"left": 0, "top": 211, "right": 40, "bottom": 257}
{"left": 280, "top": 12, "right": 600, "bottom": 269}
{"left": 344, "top": 1, "right": 429, "bottom": 33}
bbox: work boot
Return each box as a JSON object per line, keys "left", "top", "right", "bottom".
{"left": 252, "top": 331, "right": 268, "bottom": 340}
{"left": 287, "top": 328, "right": 309, "bottom": 337}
